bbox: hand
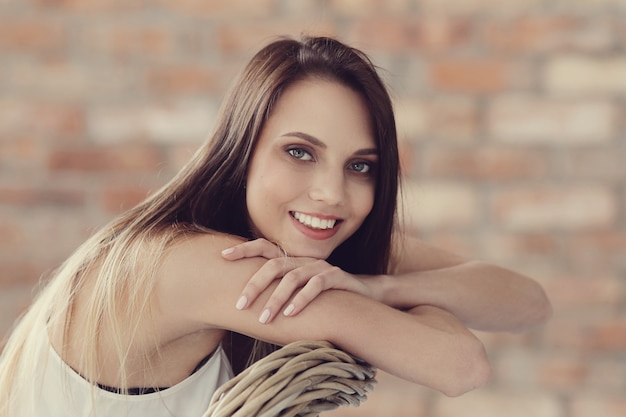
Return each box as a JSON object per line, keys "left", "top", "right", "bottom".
{"left": 222, "top": 238, "right": 372, "bottom": 324}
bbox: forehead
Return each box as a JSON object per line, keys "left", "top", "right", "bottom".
{"left": 261, "top": 78, "right": 375, "bottom": 149}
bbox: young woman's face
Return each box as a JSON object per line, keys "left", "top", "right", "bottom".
{"left": 246, "top": 78, "right": 377, "bottom": 259}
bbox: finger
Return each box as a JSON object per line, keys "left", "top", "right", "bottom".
{"left": 236, "top": 257, "right": 300, "bottom": 311}
{"left": 222, "top": 238, "right": 285, "bottom": 260}
{"left": 259, "top": 262, "right": 328, "bottom": 323}
{"left": 282, "top": 267, "right": 342, "bottom": 317}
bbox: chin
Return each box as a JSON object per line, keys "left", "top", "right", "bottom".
{"left": 284, "top": 245, "right": 334, "bottom": 260}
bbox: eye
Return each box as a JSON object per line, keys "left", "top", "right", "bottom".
{"left": 287, "top": 147, "right": 313, "bottom": 161}
{"left": 349, "top": 161, "right": 372, "bottom": 174}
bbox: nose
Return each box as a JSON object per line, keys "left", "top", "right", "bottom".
{"left": 308, "top": 169, "right": 346, "bottom": 206}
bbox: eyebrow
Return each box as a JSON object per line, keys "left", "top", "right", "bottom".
{"left": 281, "top": 131, "right": 379, "bottom": 156}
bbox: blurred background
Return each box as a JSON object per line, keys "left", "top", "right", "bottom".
{"left": 1, "top": 0, "right": 625, "bottom": 416}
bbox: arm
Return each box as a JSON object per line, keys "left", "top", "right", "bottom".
{"left": 379, "top": 234, "right": 552, "bottom": 332}
{"left": 155, "top": 233, "right": 491, "bottom": 397}
{"left": 223, "top": 235, "right": 552, "bottom": 332}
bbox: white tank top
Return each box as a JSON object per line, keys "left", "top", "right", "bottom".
{"left": 23, "top": 332, "right": 234, "bottom": 417}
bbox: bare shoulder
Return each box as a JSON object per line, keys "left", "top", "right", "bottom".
{"left": 158, "top": 231, "right": 260, "bottom": 288}
{"left": 154, "top": 231, "right": 264, "bottom": 322}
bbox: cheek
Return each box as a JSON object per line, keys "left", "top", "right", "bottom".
{"left": 352, "top": 184, "right": 376, "bottom": 221}
{"left": 246, "top": 176, "right": 270, "bottom": 215}
{"left": 249, "top": 168, "right": 287, "bottom": 202}
{"left": 246, "top": 165, "right": 290, "bottom": 218}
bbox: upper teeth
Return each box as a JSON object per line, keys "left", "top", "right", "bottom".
{"left": 292, "top": 212, "right": 337, "bottom": 230}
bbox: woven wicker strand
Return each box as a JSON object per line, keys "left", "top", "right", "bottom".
{"left": 203, "top": 340, "right": 377, "bottom": 417}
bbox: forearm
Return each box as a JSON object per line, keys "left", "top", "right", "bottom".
{"left": 327, "top": 296, "right": 491, "bottom": 397}
{"left": 369, "top": 261, "right": 552, "bottom": 332}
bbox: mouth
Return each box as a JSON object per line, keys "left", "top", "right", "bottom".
{"left": 290, "top": 211, "right": 341, "bottom": 230}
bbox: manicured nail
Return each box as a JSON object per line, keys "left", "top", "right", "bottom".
{"left": 283, "top": 304, "right": 295, "bottom": 316}
{"left": 259, "top": 309, "right": 271, "bottom": 324}
{"left": 235, "top": 296, "right": 247, "bottom": 310}
{"left": 222, "top": 247, "right": 234, "bottom": 256}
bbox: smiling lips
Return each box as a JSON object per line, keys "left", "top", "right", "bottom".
{"left": 291, "top": 211, "right": 339, "bottom": 230}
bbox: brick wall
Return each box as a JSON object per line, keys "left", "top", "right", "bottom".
{"left": 1, "top": 1, "right": 624, "bottom": 416}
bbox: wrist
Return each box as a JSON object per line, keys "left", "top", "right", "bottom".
{"left": 382, "top": 271, "right": 438, "bottom": 309}
{"left": 364, "top": 273, "right": 396, "bottom": 305}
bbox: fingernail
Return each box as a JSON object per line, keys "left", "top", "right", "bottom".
{"left": 259, "top": 309, "right": 271, "bottom": 324}
{"left": 235, "top": 296, "right": 247, "bottom": 310}
{"left": 221, "top": 247, "right": 234, "bottom": 256}
{"left": 283, "top": 304, "right": 295, "bottom": 316}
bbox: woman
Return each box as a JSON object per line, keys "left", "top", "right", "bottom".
{"left": 0, "top": 36, "right": 551, "bottom": 417}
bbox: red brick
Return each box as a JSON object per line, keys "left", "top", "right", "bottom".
{"left": 433, "top": 390, "right": 562, "bottom": 417}
{"left": 619, "top": 100, "right": 626, "bottom": 134}
{"left": 217, "top": 21, "right": 337, "bottom": 54}
{"left": 394, "top": 97, "right": 479, "bottom": 142}
{"left": 146, "top": 66, "right": 222, "bottom": 95}
{"left": 87, "top": 102, "right": 216, "bottom": 144}
{"left": 83, "top": 24, "right": 175, "bottom": 61}
{"left": 160, "top": 0, "right": 276, "bottom": 18}
{"left": 560, "top": 147, "right": 626, "bottom": 181}
{"left": 0, "top": 261, "right": 47, "bottom": 287}
{"left": 542, "top": 273, "right": 623, "bottom": 313}
{"left": 537, "top": 355, "right": 589, "bottom": 391}
{"left": 563, "top": 0, "right": 626, "bottom": 10}
{"left": 0, "top": 19, "right": 67, "bottom": 53}
{"left": 428, "top": 99, "right": 480, "bottom": 141}
{"left": 543, "top": 315, "right": 626, "bottom": 353}
{"left": 566, "top": 232, "right": 626, "bottom": 271}
{"left": 586, "top": 358, "right": 626, "bottom": 393}
{"left": 420, "top": 0, "right": 544, "bottom": 15}
{"left": 27, "top": 211, "right": 97, "bottom": 262}
{"left": 482, "top": 16, "right": 614, "bottom": 53}
{"left": 166, "top": 144, "right": 204, "bottom": 173}
{"left": 423, "top": 148, "right": 549, "bottom": 180}
{"left": 47, "top": 145, "right": 163, "bottom": 173}
{"left": 480, "top": 233, "right": 560, "bottom": 264}
{"left": 0, "top": 220, "right": 27, "bottom": 260}
{"left": 0, "top": 185, "right": 85, "bottom": 208}
{"left": 0, "top": 100, "right": 85, "bottom": 136}
{"left": 544, "top": 55, "right": 626, "bottom": 93}
{"left": 99, "top": 183, "right": 153, "bottom": 214}
{"left": 582, "top": 318, "right": 626, "bottom": 352}
{"left": 281, "top": 0, "right": 332, "bottom": 16}
{"left": 493, "top": 347, "right": 541, "bottom": 389}
{"left": 32, "top": 0, "right": 153, "bottom": 13}
{"left": 401, "top": 181, "right": 480, "bottom": 230}
{"left": 475, "top": 329, "right": 536, "bottom": 351}
{"left": 0, "top": 135, "right": 47, "bottom": 170}
{"left": 416, "top": 232, "right": 481, "bottom": 258}
{"left": 488, "top": 97, "right": 615, "bottom": 144}
{"left": 394, "top": 99, "right": 429, "bottom": 141}
{"left": 8, "top": 59, "right": 93, "bottom": 99}
{"left": 572, "top": 396, "right": 626, "bottom": 417}
{"left": 348, "top": 17, "right": 473, "bottom": 52}
{"left": 490, "top": 185, "right": 616, "bottom": 231}
{"left": 329, "top": 0, "right": 414, "bottom": 16}
{"left": 430, "top": 59, "right": 510, "bottom": 93}
{"left": 542, "top": 317, "right": 587, "bottom": 351}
